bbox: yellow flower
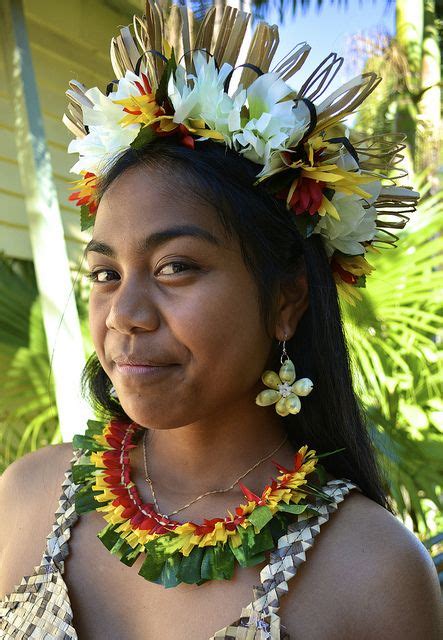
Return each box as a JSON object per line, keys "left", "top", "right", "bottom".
{"left": 333, "top": 277, "right": 363, "bottom": 305}
{"left": 334, "top": 253, "right": 375, "bottom": 277}
{"left": 114, "top": 94, "right": 165, "bottom": 128}
{"left": 90, "top": 451, "right": 106, "bottom": 468}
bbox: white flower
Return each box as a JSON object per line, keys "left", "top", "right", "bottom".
{"left": 322, "top": 138, "right": 360, "bottom": 172}
{"left": 232, "top": 73, "right": 309, "bottom": 165}
{"left": 68, "top": 126, "right": 139, "bottom": 175}
{"left": 108, "top": 70, "right": 146, "bottom": 102}
{"left": 255, "top": 104, "right": 311, "bottom": 179}
{"left": 68, "top": 85, "right": 140, "bottom": 175}
{"left": 168, "top": 51, "right": 244, "bottom": 140}
{"left": 313, "top": 189, "right": 381, "bottom": 256}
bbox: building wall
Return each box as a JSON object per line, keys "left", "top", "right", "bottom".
{"left": 0, "top": 0, "right": 141, "bottom": 265}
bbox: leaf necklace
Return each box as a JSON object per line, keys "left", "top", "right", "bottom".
{"left": 72, "top": 419, "right": 333, "bottom": 587}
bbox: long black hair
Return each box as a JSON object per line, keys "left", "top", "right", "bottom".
{"left": 81, "top": 138, "right": 393, "bottom": 512}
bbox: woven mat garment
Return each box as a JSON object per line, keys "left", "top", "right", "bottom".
{"left": 0, "top": 457, "right": 357, "bottom": 640}
{"left": 0, "top": 454, "right": 81, "bottom": 640}
{"left": 211, "top": 479, "right": 359, "bottom": 639}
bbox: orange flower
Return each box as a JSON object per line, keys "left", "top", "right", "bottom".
{"left": 69, "top": 172, "right": 99, "bottom": 215}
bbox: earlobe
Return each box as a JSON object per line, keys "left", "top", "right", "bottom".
{"left": 275, "top": 269, "right": 309, "bottom": 342}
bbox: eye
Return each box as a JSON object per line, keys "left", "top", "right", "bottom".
{"left": 86, "top": 269, "right": 119, "bottom": 283}
{"left": 156, "top": 261, "right": 194, "bottom": 276}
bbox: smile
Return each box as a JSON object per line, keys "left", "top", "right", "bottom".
{"left": 114, "top": 363, "right": 178, "bottom": 377}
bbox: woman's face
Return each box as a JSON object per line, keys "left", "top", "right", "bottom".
{"left": 86, "top": 166, "right": 274, "bottom": 428}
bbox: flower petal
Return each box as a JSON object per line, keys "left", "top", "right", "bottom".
{"left": 256, "top": 389, "right": 280, "bottom": 406}
{"left": 275, "top": 397, "right": 290, "bottom": 416}
{"left": 262, "top": 370, "right": 281, "bottom": 389}
{"left": 285, "top": 394, "right": 301, "bottom": 414}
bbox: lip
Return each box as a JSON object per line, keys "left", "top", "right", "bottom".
{"left": 113, "top": 356, "right": 173, "bottom": 366}
{"left": 115, "top": 363, "right": 177, "bottom": 376}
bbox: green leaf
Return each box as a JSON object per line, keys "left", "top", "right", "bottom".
{"left": 314, "top": 447, "right": 346, "bottom": 459}
{"left": 146, "top": 534, "right": 177, "bottom": 556}
{"left": 72, "top": 434, "right": 102, "bottom": 452}
{"left": 269, "top": 512, "right": 289, "bottom": 541}
{"left": 157, "top": 553, "right": 183, "bottom": 588}
{"left": 294, "top": 212, "right": 320, "bottom": 239}
{"left": 177, "top": 546, "right": 205, "bottom": 584}
{"left": 155, "top": 47, "right": 178, "bottom": 106}
{"left": 138, "top": 549, "right": 166, "bottom": 582}
{"left": 130, "top": 125, "right": 156, "bottom": 151}
{"left": 97, "top": 524, "right": 121, "bottom": 551}
{"left": 86, "top": 420, "right": 106, "bottom": 436}
{"left": 200, "top": 544, "right": 235, "bottom": 580}
{"left": 246, "top": 505, "right": 274, "bottom": 532}
{"left": 107, "top": 535, "right": 138, "bottom": 562}
{"left": 277, "top": 503, "right": 309, "bottom": 515}
{"left": 74, "top": 485, "right": 98, "bottom": 513}
{"left": 355, "top": 275, "right": 367, "bottom": 288}
{"left": 233, "top": 524, "right": 275, "bottom": 563}
{"left": 315, "top": 463, "right": 327, "bottom": 485}
{"left": 118, "top": 544, "right": 142, "bottom": 567}
{"left": 71, "top": 463, "right": 95, "bottom": 484}
{"left": 80, "top": 205, "right": 95, "bottom": 231}
{"left": 228, "top": 540, "right": 266, "bottom": 568}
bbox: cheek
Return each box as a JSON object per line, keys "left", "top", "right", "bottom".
{"left": 169, "top": 273, "right": 270, "bottom": 395}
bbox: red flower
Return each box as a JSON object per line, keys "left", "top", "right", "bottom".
{"left": 238, "top": 483, "right": 262, "bottom": 504}
{"left": 194, "top": 517, "right": 225, "bottom": 536}
{"left": 156, "top": 123, "right": 195, "bottom": 150}
{"left": 106, "top": 435, "right": 125, "bottom": 450}
{"left": 138, "top": 516, "right": 159, "bottom": 531}
{"left": 272, "top": 450, "right": 304, "bottom": 475}
{"left": 277, "top": 178, "right": 325, "bottom": 216}
{"left": 69, "top": 172, "right": 98, "bottom": 215}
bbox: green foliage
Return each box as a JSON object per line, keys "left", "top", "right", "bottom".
{"left": 0, "top": 258, "right": 58, "bottom": 471}
{"left": 80, "top": 205, "right": 95, "bottom": 231}
{"left": 0, "top": 257, "right": 90, "bottom": 472}
{"left": 342, "top": 172, "right": 443, "bottom": 537}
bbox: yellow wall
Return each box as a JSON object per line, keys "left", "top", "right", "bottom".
{"left": 0, "top": 0, "right": 142, "bottom": 264}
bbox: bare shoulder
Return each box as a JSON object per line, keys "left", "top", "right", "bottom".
{"left": 0, "top": 443, "right": 74, "bottom": 599}
{"left": 281, "top": 489, "right": 442, "bottom": 640}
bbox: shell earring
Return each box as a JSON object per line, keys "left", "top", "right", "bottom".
{"left": 255, "top": 337, "right": 313, "bottom": 416}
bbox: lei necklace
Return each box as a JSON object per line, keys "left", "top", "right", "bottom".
{"left": 72, "top": 419, "right": 337, "bottom": 588}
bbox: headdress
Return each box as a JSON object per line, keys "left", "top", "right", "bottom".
{"left": 64, "top": 0, "right": 419, "bottom": 304}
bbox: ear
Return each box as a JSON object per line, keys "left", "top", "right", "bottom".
{"left": 274, "top": 263, "right": 309, "bottom": 342}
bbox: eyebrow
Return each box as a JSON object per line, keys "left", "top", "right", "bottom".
{"left": 84, "top": 224, "right": 221, "bottom": 258}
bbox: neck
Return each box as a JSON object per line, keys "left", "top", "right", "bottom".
{"left": 129, "top": 399, "right": 299, "bottom": 516}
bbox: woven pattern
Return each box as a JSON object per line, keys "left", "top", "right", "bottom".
{"left": 0, "top": 459, "right": 357, "bottom": 640}
{"left": 0, "top": 454, "right": 81, "bottom": 639}
{"left": 211, "top": 479, "right": 359, "bottom": 639}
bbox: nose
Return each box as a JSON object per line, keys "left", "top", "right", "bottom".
{"left": 105, "top": 276, "right": 161, "bottom": 334}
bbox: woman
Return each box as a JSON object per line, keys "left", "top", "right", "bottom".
{"left": 0, "top": 2, "right": 441, "bottom": 638}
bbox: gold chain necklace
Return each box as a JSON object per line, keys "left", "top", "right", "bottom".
{"left": 142, "top": 429, "right": 289, "bottom": 517}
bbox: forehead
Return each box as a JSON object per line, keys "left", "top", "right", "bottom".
{"left": 93, "top": 166, "right": 225, "bottom": 242}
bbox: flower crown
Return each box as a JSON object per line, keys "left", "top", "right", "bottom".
{"left": 64, "top": 0, "right": 419, "bottom": 304}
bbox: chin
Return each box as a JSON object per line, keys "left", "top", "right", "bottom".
{"left": 118, "top": 397, "right": 200, "bottom": 430}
